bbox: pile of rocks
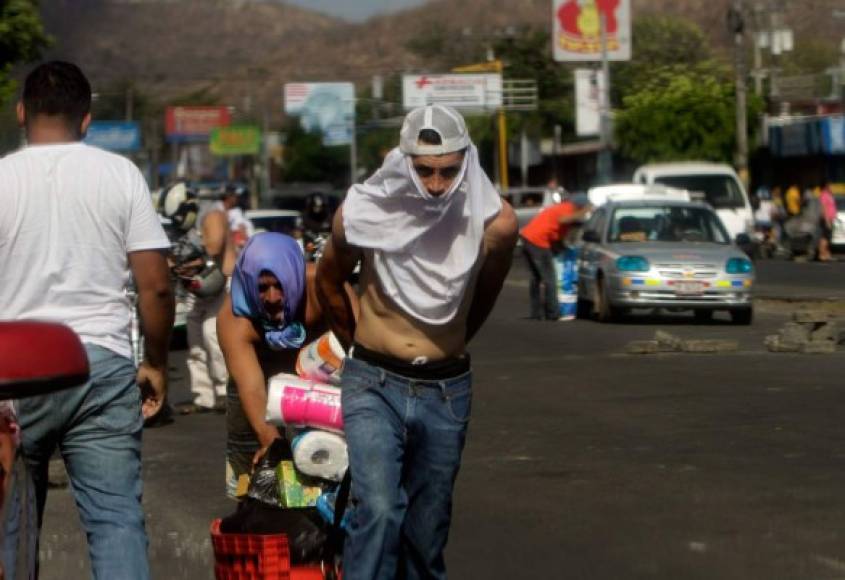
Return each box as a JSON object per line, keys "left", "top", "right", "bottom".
{"left": 626, "top": 331, "right": 739, "bottom": 355}
{"left": 764, "top": 310, "right": 839, "bottom": 354}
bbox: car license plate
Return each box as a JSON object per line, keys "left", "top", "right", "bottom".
{"left": 676, "top": 281, "right": 704, "bottom": 295}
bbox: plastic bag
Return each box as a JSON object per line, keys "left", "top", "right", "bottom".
{"left": 246, "top": 438, "right": 293, "bottom": 506}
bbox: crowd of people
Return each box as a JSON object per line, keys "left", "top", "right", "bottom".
{"left": 0, "top": 60, "right": 518, "bottom": 580}
{"left": 754, "top": 182, "right": 840, "bottom": 261}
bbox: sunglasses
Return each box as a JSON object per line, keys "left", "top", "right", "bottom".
{"left": 412, "top": 163, "right": 463, "bottom": 180}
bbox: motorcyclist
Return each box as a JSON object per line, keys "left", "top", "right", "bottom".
{"left": 301, "top": 192, "right": 333, "bottom": 260}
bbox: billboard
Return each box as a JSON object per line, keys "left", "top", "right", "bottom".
{"left": 552, "top": 0, "right": 631, "bottom": 62}
{"left": 165, "top": 106, "right": 231, "bottom": 143}
{"left": 284, "top": 83, "right": 355, "bottom": 146}
{"left": 210, "top": 125, "right": 261, "bottom": 156}
{"left": 402, "top": 74, "right": 502, "bottom": 110}
{"left": 574, "top": 69, "right": 606, "bottom": 136}
{"left": 85, "top": 121, "right": 141, "bottom": 152}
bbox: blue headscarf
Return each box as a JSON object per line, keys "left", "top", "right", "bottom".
{"left": 231, "top": 232, "right": 307, "bottom": 350}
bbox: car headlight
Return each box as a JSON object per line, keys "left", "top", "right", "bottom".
{"left": 616, "top": 256, "right": 650, "bottom": 272}
{"left": 726, "top": 257, "right": 753, "bottom": 274}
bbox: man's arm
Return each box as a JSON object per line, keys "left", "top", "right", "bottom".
{"left": 466, "top": 202, "right": 519, "bottom": 343}
{"left": 202, "top": 209, "right": 229, "bottom": 264}
{"left": 316, "top": 205, "right": 361, "bottom": 351}
{"left": 558, "top": 204, "right": 592, "bottom": 225}
{"left": 217, "top": 294, "right": 280, "bottom": 461}
{"left": 128, "top": 249, "right": 175, "bottom": 418}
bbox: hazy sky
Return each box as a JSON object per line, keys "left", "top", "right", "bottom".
{"left": 282, "top": 0, "right": 428, "bottom": 22}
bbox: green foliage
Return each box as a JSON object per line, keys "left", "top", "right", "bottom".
{"left": 611, "top": 15, "right": 713, "bottom": 105}
{"left": 614, "top": 66, "right": 762, "bottom": 164}
{"left": 0, "top": 0, "right": 51, "bottom": 105}
{"left": 280, "top": 122, "right": 348, "bottom": 187}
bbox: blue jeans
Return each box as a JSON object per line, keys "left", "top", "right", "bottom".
{"left": 3, "top": 344, "right": 149, "bottom": 580}
{"left": 522, "top": 238, "right": 559, "bottom": 320}
{"left": 340, "top": 356, "right": 472, "bottom": 580}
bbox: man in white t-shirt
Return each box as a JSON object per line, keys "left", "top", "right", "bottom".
{"left": 0, "top": 61, "right": 174, "bottom": 579}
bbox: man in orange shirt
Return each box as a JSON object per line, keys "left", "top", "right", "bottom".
{"left": 520, "top": 197, "right": 590, "bottom": 320}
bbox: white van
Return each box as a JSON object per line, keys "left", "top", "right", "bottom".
{"left": 632, "top": 162, "right": 754, "bottom": 242}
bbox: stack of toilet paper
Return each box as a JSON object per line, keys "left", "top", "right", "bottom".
{"left": 265, "top": 332, "right": 350, "bottom": 498}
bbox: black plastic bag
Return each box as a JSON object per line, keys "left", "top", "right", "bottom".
{"left": 246, "top": 438, "right": 292, "bottom": 506}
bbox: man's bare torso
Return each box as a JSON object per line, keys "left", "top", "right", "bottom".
{"left": 353, "top": 247, "right": 483, "bottom": 362}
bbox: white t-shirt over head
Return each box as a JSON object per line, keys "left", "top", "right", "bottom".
{"left": 0, "top": 142, "right": 170, "bottom": 358}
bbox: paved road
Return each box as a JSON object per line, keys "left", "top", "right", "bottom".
{"left": 36, "top": 257, "right": 845, "bottom": 579}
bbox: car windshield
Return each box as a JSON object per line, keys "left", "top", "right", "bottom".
{"left": 609, "top": 206, "right": 730, "bottom": 244}
{"left": 654, "top": 175, "right": 745, "bottom": 209}
{"left": 250, "top": 215, "right": 301, "bottom": 236}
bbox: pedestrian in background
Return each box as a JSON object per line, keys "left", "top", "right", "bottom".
{"left": 0, "top": 61, "right": 174, "bottom": 579}
{"left": 222, "top": 184, "right": 254, "bottom": 252}
{"left": 785, "top": 184, "right": 802, "bottom": 217}
{"left": 818, "top": 182, "right": 836, "bottom": 261}
{"left": 520, "top": 195, "right": 591, "bottom": 320}
{"left": 317, "top": 104, "right": 518, "bottom": 580}
{"left": 165, "top": 186, "right": 236, "bottom": 414}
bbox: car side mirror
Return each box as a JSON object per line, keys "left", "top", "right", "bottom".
{"left": 0, "top": 321, "right": 89, "bottom": 400}
{"left": 582, "top": 230, "right": 601, "bottom": 243}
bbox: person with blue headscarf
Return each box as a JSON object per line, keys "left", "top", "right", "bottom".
{"left": 217, "top": 232, "right": 356, "bottom": 499}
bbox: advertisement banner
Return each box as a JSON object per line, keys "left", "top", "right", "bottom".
{"left": 165, "top": 106, "right": 231, "bottom": 143}
{"left": 284, "top": 83, "right": 355, "bottom": 146}
{"left": 574, "top": 69, "right": 605, "bottom": 136}
{"left": 84, "top": 121, "right": 141, "bottom": 152}
{"left": 402, "top": 74, "right": 502, "bottom": 110}
{"left": 210, "top": 125, "right": 261, "bottom": 156}
{"left": 552, "top": 0, "right": 631, "bottom": 62}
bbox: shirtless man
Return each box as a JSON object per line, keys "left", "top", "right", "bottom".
{"left": 217, "top": 232, "right": 355, "bottom": 498}
{"left": 317, "top": 104, "right": 518, "bottom": 580}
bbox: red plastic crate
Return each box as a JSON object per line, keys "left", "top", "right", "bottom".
{"left": 210, "top": 519, "right": 328, "bottom": 580}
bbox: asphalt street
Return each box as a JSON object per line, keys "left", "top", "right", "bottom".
{"left": 35, "top": 256, "right": 845, "bottom": 579}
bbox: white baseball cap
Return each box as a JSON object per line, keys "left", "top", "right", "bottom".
{"left": 399, "top": 104, "right": 470, "bottom": 156}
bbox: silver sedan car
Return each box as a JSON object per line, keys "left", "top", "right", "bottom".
{"left": 577, "top": 199, "right": 755, "bottom": 324}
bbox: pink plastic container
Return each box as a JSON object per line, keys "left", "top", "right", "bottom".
{"left": 266, "top": 374, "right": 343, "bottom": 433}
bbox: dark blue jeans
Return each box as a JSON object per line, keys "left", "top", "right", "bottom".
{"left": 3, "top": 344, "right": 149, "bottom": 580}
{"left": 521, "top": 238, "right": 559, "bottom": 320}
{"left": 340, "top": 356, "right": 472, "bottom": 580}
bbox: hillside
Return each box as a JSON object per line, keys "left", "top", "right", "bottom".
{"left": 38, "top": 0, "right": 841, "bottom": 115}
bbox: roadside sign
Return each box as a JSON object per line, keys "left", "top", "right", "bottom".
{"left": 165, "top": 106, "right": 231, "bottom": 143}
{"left": 85, "top": 121, "right": 141, "bottom": 152}
{"left": 552, "top": 0, "right": 631, "bottom": 62}
{"left": 402, "top": 73, "right": 502, "bottom": 110}
{"left": 210, "top": 125, "right": 261, "bottom": 156}
{"left": 284, "top": 82, "right": 355, "bottom": 146}
{"left": 575, "top": 69, "right": 606, "bottom": 136}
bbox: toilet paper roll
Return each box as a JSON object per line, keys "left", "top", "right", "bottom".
{"left": 296, "top": 331, "right": 345, "bottom": 385}
{"left": 292, "top": 430, "right": 348, "bottom": 482}
{"left": 265, "top": 373, "right": 343, "bottom": 433}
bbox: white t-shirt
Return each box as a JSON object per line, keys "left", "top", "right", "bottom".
{"left": 0, "top": 142, "right": 170, "bottom": 358}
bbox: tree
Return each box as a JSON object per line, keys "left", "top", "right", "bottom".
{"left": 611, "top": 15, "right": 713, "bottom": 104}
{"left": 0, "top": 0, "right": 51, "bottom": 105}
{"left": 280, "top": 122, "right": 348, "bottom": 187}
{"left": 614, "top": 64, "right": 762, "bottom": 163}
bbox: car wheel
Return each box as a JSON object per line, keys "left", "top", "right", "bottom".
{"left": 595, "top": 276, "right": 618, "bottom": 323}
{"left": 694, "top": 309, "right": 714, "bottom": 322}
{"left": 730, "top": 307, "right": 753, "bottom": 325}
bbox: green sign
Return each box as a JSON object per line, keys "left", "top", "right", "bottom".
{"left": 210, "top": 125, "right": 261, "bottom": 156}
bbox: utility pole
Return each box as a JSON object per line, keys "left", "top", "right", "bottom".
{"left": 729, "top": 0, "right": 748, "bottom": 183}
{"left": 596, "top": 14, "right": 613, "bottom": 184}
